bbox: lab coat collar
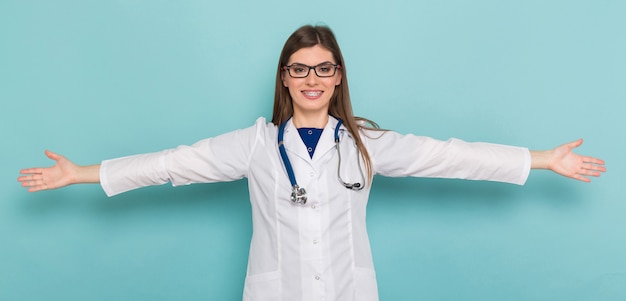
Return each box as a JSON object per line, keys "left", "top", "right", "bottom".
{"left": 282, "top": 116, "right": 344, "bottom": 162}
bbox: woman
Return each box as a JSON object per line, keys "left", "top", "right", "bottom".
{"left": 18, "top": 25, "right": 605, "bottom": 301}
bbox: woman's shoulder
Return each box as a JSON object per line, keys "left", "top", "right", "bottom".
{"left": 254, "top": 117, "right": 278, "bottom": 132}
{"left": 228, "top": 117, "right": 276, "bottom": 131}
{"left": 231, "top": 117, "right": 278, "bottom": 141}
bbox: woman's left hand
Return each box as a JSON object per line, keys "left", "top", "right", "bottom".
{"left": 531, "top": 139, "right": 606, "bottom": 182}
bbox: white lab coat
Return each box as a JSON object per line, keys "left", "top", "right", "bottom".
{"left": 100, "top": 116, "right": 531, "bottom": 301}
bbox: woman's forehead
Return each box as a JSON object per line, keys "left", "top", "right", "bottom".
{"left": 288, "top": 45, "right": 335, "bottom": 65}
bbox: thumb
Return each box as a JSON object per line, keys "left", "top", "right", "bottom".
{"left": 44, "top": 150, "right": 62, "bottom": 162}
{"left": 567, "top": 138, "right": 583, "bottom": 150}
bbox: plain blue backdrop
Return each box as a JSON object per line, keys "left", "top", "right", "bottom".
{"left": 1, "top": 0, "right": 624, "bottom": 300}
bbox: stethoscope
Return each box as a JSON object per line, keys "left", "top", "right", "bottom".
{"left": 278, "top": 118, "right": 366, "bottom": 205}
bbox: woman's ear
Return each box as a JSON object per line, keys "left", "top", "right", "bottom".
{"left": 281, "top": 71, "right": 288, "bottom": 87}
{"left": 335, "top": 72, "right": 342, "bottom": 86}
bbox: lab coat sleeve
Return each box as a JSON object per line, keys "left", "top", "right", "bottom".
{"left": 100, "top": 118, "right": 266, "bottom": 196}
{"left": 364, "top": 131, "right": 531, "bottom": 185}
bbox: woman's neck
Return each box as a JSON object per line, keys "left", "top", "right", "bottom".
{"left": 292, "top": 113, "right": 328, "bottom": 129}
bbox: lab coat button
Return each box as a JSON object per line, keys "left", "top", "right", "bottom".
{"left": 309, "top": 171, "right": 315, "bottom": 177}
{"left": 314, "top": 275, "right": 321, "bottom": 280}
{"left": 313, "top": 239, "right": 318, "bottom": 244}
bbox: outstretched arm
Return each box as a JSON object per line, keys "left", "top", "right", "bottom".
{"left": 18, "top": 150, "right": 100, "bottom": 192}
{"left": 531, "top": 139, "right": 606, "bottom": 182}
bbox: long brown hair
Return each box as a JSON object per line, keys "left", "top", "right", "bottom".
{"left": 272, "top": 25, "right": 381, "bottom": 181}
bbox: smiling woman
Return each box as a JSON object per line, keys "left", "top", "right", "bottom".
{"left": 17, "top": 24, "right": 606, "bottom": 301}
{"left": 281, "top": 45, "right": 343, "bottom": 128}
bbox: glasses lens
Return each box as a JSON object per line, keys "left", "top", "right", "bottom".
{"left": 289, "top": 64, "right": 309, "bottom": 78}
{"left": 315, "top": 64, "right": 336, "bottom": 77}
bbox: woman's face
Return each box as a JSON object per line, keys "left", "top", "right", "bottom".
{"left": 282, "top": 45, "right": 342, "bottom": 123}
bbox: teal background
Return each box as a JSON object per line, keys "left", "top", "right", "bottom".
{"left": 1, "top": 0, "right": 624, "bottom": 300}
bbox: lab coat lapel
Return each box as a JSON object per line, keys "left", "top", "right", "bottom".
{"left": 282, "top": 116, "right": 341, "bottom": 163}
{"left": 312, "top": 116, "right": 340, "bottom": 161}
{"left": 283, "top": 119, "right": 312, "bottom": 163}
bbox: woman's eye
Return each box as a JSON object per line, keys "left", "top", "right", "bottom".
{"left": 317, "top": 64, "right": 334, "bottom": 74}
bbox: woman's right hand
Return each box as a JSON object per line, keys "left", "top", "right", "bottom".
{"left": 18, "top": 150, "right": 100, "bottom": 192}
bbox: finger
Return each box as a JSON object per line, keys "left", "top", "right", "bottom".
{"left": 19, "top": 174, "right": 44, "bottom": 182}
{"left": 583, "top": 163, "right": 606, "bottom": 172}
{"left": 583, "top": 157, "right": 605, "bottom": 165}
{"left": 20, "top": 168, "right": 43, "bottom": 175}
{"left": 23, "top": 179, "right": 49, "bottom": 189}
{"left": 575, "top": 162, "right": 604, "bottom": 178}
{"left": 17, "top": 174, "right": 43, "bottom": 185}
{"left": 21, "top": 179, "right": 39, "bottom": 187}
{"left": 579, "top": 168, "right": 602, "bottom": 177}
{"left": 28, "top": 184, "right": 49, "bottom": 192}
{"left": 571, "top": 173, "right": 592, "bottom": 183}
{"left": 18, "top": 175, "right": 32, "bottom": 183}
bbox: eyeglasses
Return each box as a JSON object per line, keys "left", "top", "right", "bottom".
{"left": 283, "top": 63, "right": 341, "bottom": 78}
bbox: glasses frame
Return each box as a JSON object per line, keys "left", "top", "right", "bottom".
{"left": 283, "top": 63, "right": 341, "bottom": 78}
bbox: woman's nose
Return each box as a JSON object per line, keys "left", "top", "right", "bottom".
{"left": 305, "top": 71, "right": 318, "bottom": 85}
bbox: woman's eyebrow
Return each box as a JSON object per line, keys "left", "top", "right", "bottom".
{"left": 289, "top": 61, "right": 334, "bottom": 66}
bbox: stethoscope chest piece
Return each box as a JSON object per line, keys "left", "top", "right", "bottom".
{"left": 290, "top": 185, "right": 307, "bottom": 205}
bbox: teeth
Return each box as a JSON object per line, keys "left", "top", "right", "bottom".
{"left": 303, "top": 91, "right": 322, "bottom": 97}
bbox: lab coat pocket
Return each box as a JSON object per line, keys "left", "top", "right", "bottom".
{"left": 354, "top": 267, "right": 379, "bottom": 301}
{"left": 243, "top": 270, "right": 281, "bottom": 301}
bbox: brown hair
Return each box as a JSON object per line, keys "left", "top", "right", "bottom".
{"left": 271, "top": 25, "right": 382, "bottom": 181}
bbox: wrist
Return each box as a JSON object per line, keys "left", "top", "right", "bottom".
{"left": 75, "top": 164, "right": 101, "bottom": 184}
{"left": 530, "top": 150, "right": 553, "bottom": 170}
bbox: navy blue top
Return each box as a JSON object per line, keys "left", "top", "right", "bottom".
{"left": 297, "top": 128, "right": 324, "bottom": 158}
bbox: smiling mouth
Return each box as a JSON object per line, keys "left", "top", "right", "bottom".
{"left": 302, "top": 91, "right": 323, "bottom": 98}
